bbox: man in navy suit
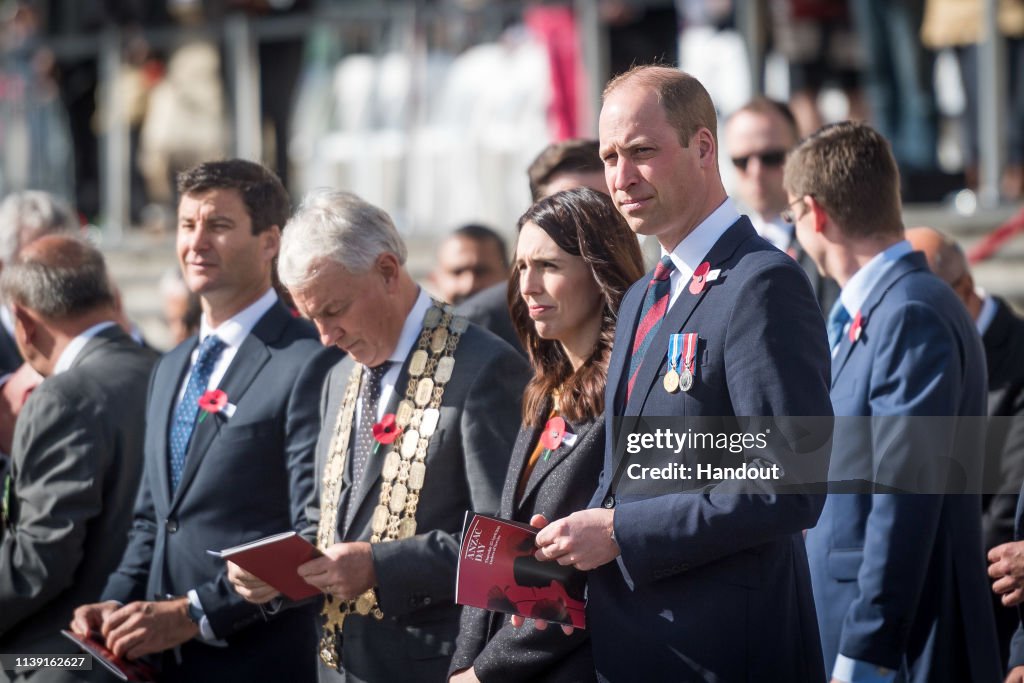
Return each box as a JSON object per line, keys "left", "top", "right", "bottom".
{"left": 789, "top": 122, "right": 1001, "bottom": 682}
{"left": 532, "top": 65, "right": 833, "bottom": 681}
{"left": 71, "top": 160, "right": 337, "bottom": 681}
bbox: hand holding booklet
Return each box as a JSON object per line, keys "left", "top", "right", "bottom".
{"left": 207, "top": 530, "right": 322, "bottom": 601}
{"left": 61, "top": 629, "right": 158, "bottom": 682}
{"left": 455, "top": 513, "right": 586, "bottom": 629}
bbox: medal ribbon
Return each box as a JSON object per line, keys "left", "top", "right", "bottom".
{"left": 667, "top": 334, "right": 683, "bottom": 374}
{"left": 682, "top": 333, "right": 698, "bottom": 374}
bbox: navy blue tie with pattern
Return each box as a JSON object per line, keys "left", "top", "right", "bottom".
{"left": 168, "top": 335, "right": 226, "bottom": 492}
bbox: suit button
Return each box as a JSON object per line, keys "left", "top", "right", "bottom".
{"left": 602, "top": 495, "right": 615, "bottom": 509}
{"left": 423, "top": 597, "right": 432, "bottom": 606}
{"left": 166, "top": 518, "right": 179, "bottom": 533}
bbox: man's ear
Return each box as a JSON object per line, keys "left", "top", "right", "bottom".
{"left": 376, "top": 252, "right": 401, "bottom": 290}
{"left": 806, "top": 196, "right": 829, "bottom": 234}
{"left": 261, "top": 225, "right": 281, "bottom": 261}
{"left": 12, "top": 304, "right": 36, "bottom": 346}
{"left": 696, "top": 128, "right": 716, "bottom": 167}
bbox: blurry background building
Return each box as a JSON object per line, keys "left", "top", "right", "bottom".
{"left": 0, "top": 0, "right": 1020, "bottom": 347}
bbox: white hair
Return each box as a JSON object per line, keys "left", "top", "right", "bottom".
{"left": 278, "top": 189, "right": 407, "bottom": 291}
{"left": 0, "top": 191, "right": 79, "bottom": 267}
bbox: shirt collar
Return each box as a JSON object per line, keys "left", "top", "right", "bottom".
{"left": 389, "top": 288, "right": 432, "bottom": 365}
{"left": 976, "top": 290, "right": 998, "bottom": 335}
{"left": 839, "top": 240, "right": 913, "bottom": 316}
{"left": 198, "top": 288, "right": 278, "bottom": 350}
{"left": 54, "top": 321, "right": 118, "bottom": 375}
{"left": 663, "top": 197, "right": 741, "bottom": 279}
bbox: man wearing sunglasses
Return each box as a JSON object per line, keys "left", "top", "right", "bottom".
{"left": 725, "top": 98, "right": 838, "bottom": 314}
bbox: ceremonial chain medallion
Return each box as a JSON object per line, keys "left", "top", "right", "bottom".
{"left": 316, "top": 301, "right": 465, "bottom": 668}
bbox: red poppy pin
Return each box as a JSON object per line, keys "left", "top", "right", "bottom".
{"left": 689, "top": 262, "right": 711, "bottom": 295}
{"left": 849, "top": 311, "right": 865, "bottom": 343}
{"left": 197, "top": 389, "right": 232, "bottom": 423}
{"left": 372, "top": 413, "right": 402, "bottom": 455}
{"left": 689, "top": 262, "right": 722, "bottom": 295}
{"left": 540, "top": 416, "right": 567, "bottom": 462}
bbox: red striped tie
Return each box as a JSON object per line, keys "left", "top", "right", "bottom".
{"left": 626, "top": 256, "right": 676, "bottom": 401}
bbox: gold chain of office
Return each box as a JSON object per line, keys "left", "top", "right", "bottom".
{"left": 316, "top": 301, "right": 466, "bottom": 669}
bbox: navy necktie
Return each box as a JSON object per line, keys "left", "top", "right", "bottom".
{"left": 826, "top": 300, "right": 851, "bottom": 351}
{"left": 168, "top": 335, "right": 226, "bottom": 492}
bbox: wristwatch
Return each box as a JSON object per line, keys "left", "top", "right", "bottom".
{"left": 185, "top": 599, "right": 203, "bottom": 626}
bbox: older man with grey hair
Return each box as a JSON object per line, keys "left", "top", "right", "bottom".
{"left": 0, "top": 235, "right": 157, "bottom": 682}
{"left": 228, "top": 189, "right": 529, "bottom": 683}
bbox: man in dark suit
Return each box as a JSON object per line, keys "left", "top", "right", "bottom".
{"left": 907, "top": 227, "right": 1024, "bottom": 668}
{"left": 229, "top": 189, "right": 529, "bottom": 682}
{"left": 0, "top": 235, "right": 157, "bottom": 682}
{"left": 724, "top": 97, "right": 839, "bottom": 314}
{"left": 532, "top": 65, "right": 833, "bottom": 681}
{"left": 791, "top": 123, "right": 1001, "bottom": 682}
{"left": 71, "top": 160, "right": 336, "bottom": 682}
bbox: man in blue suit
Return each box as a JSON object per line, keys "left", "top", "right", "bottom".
{"left": 71, "top": 160, "right": 337, "bottom": 681}
{"left": 789, "top": 122, "right": 1001, "bottom": 682}
{"left": 532, "top": 65, "right": 833, "bottom": 681}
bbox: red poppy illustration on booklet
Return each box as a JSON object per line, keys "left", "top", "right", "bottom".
{"left": 61, "top": 629, "right": 158, "bottom": 682}
{"left": 455, "top": 512, "right": 586, "bottom": 629}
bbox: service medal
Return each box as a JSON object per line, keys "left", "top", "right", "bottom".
{"left": 663, "top": 369, "right": 680, "bottom": 393}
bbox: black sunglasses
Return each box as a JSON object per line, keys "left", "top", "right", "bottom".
{"left": 731, "top": 149, "right": 787, "bottom": 172}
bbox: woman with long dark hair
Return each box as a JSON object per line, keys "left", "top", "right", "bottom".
{"left": 448, "top": 187, "right": 645, "bottom": 682}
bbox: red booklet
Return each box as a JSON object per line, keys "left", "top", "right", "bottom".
{"left": 208, "top": 531, "right": 322, "bottom": 601}
{"left": 61, "top": 629, "right": 158, "bottom": 682}
{"left": 455, "top": 513, "right": 586, "bottom": 629}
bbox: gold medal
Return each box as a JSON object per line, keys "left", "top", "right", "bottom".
{"left": 419, "top": 408, "right": 440, "bottom": 437}
{"left": 663, "top": 369, "right": 680, "bottom": 393}
{"left": 435, "top": 356, "right": 455, "bottom": 384}
{"left": 423, "top": 307, "right": 442, "bottom": 328}
{"left": 430, "top": 327, "right": 448, "bottom": 353}
{"left": 409, "top": 350, "right": 428, "bottom": 377}
{"left": 354, "top": 590, "right": 375, "bottom": 615}
{"left": 415, "top": 378, "right": 434, "bottom": 406}
{"left": 371, "top": 504, "right": 389, "bottom": 534}
{"left": 396, "top": 400, "right": 414, "bottom": 427}
{"left": 398, "top": 517, "right": 417, "bottom": 539}
{"left": 408, "top": 461, "right": 426, "bottom": 489}
{"left": 382, "top": 451, "right": 401, "bottom": 480}
{"left": 389, "top": 483, "right": 408, "bottom": 513}
{"left": 401, "top": 430, "right": 419, "bottom": 458}
{"left": 679, "top": 368, "right": 694, "bottom": 392}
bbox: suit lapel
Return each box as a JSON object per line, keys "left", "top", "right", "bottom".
{"left": 169, "top": 304, "right": 286, "bottom": 511}
{"left": 518, "top": 418, "right": 594, "bottom": 512}
{"left": 831, "top": 252, "right": 927, "bottom": 386}
{"left": 625, "top": 218, "right": 755, "bottom": 416}
{"left": 609, "top": 280, "right": 645, "bottom": 415}
{"left": 503, "top": 421, "right": 543, "bottom": 517}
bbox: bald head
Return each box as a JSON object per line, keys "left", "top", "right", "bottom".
{"left": 905, "top": 227, "right": 968, "bottom": 287}
{"left": 0, "top": 234, "right": 115, "bottom": 320}
{"left": 906, "top": 227, "right": 981, "bottom": 319}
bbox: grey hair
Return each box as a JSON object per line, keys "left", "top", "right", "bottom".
{"left": 278, "top": 189, "right": 407, "bottom": 291}
{"left": 0, "top": 191, "right": 79, "bottom": 267}
{"left": 0, "top": 235, "right": 114, "bottom": 318}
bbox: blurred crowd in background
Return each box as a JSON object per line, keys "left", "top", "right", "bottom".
{"left": 0, "top": 0, "right": 1022, "bottom": 244}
